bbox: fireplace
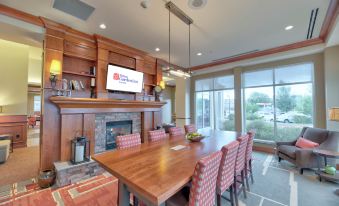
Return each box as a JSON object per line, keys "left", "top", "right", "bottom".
{"left": 95, "top": 112, "right": 141, "bottom": 153}
{"left": 106, "top": 120, "right": 132, "bottom": 150}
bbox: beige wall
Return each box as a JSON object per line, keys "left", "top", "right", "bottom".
{"left": 324, "top": 45, "right": 339, "bottom": 131}
{"left": 161, "top": 86, "right": 175, "bottom": 124}
{"left": 190, "top": 53, "right": 327, "bottom": 131}
{"left": 28, "top": 46, "right": 42, "bottom": 85}
{"left": 175, "top": 77, "right": 191, "bottom": 127}
{"left": 0, "top": 39, "right": 29, "bottom": 115}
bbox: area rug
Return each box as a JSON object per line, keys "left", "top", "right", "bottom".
{"left": 0, "top": 172, "right": 118, "bottom": 206}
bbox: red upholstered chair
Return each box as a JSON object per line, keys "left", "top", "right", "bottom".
{"left": 234, "top": 134, "right": 249, "bottom": 206}
{"left": 216, "top": 140, "right": 240, "bottom": 206}
{"left": 184, "top": 124, "right": 196, "bottom": 134}
{"left": 116, "top": 133, "right": 141, "bottom": 150}
{"left": 245, "top": 130, "right": 255, "bottom": 190}
{"left": 148, "top": 129, "right": 167, "bottom": 142}
{"left": 168, "top": 127, "right": 185, "bottom": 136}
{"left": 27, "top": 116, "right": 37, "bottom": 128}
{"left": 116, "top": 133, "right": 142, "bottom": 205}
{"left": 167, "top": 151, "right": 222, "bottom": 206}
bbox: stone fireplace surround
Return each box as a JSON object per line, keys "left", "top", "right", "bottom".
{"left": 95, "top": 112, "right": 141, "bottom": 153}
{"left": 51, "top": 97, "right": 165, "bottom": 187}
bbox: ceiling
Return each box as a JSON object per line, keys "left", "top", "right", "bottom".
{"left": 0, "top": 0, "right": 332, "bottom": 68}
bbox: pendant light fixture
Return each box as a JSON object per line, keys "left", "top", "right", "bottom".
{"left": 166, "top": 1, "right": 193, "bottom": 79}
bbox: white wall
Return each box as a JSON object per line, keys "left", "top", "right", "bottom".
{"left": 0, "top": 39, "right": 29, "bottom": 115}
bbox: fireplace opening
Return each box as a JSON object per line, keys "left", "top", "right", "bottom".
{"left": 106, "top": 120, "right": 132, "bottom": 150}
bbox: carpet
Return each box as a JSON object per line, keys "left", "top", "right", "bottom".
{"left": 230, "top": 152, "right": 338, "bottom": 206}
{"left": 0, "top": 152, "right": 338, "bottom": 206}
{"left": 0, "top": 172, "right": 118, "bottom": 206}
{"left": 0, "top": 146, "right": 39, "bottom": 186}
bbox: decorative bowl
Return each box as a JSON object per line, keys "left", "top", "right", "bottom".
{"left": 186, "top": 133, "right": 205, "bottom": 142}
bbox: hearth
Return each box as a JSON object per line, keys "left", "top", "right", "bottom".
{"left": 106, "top": 120, "right": 132, "bottom": 150}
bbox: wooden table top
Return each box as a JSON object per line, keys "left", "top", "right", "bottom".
{"left": 314, "top": 149, "right": 339, "bottom": 158}
{"left": 93, "top": 129, "right": 241, "bottom": 205}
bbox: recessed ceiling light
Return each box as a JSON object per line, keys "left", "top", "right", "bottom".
{"left": 197, "top": 52, "right": 202, "bottom": 56}
{"left": 99, "top": 24, "right": 106, "bottom": 29}
{"left": 155, "top": 48, "right": 160, "bottom": 52}
{"left": 285, "top": 25, "right": 294, "bottom": 30}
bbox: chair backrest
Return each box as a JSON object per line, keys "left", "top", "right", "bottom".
{"left": 184, "top": 124, "right": 196, "bottom": 134}
{"left": 246, "top": 130, "right": 255, "bottom": 163}
{"left": 148, "top": 129, "right": 167, "bottom": 142}
{"left": 189, "top": 151, "right": 222, "bottom": 206}
{"left": 168, "top": 127, "right": 184, "bottom": 136}
{"left": 235, "top": 134, "right": 249, "bottom": 174}
{"left": 116, "top": 133, "right": 141, "bottom": 149}
{"left": 216, "top": 140, "right": 239, "bottom": 195}
{"left": 301, "top": 127, "right": 329, "bottom": 145}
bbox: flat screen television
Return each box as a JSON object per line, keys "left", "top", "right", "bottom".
{"left": 106, "top": 65, "right": 144, "bottom": 93}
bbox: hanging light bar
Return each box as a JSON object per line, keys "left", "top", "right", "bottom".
{"left": 165, "top": 1, "right": 193, "bottom": 25}
{"left": 169, "top": 70, "right": 191, "bottom": 78}
{"left": 165, "top": 1, "right": 193, "bottom": 78}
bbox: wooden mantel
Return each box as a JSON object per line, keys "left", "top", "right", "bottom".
{"left": 50, "top": 96, "right": 166, "bottom": 161}
{"left": 50, "top": 97, "right": 166, "bottom": 114}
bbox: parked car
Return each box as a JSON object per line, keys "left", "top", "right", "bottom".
{"left": 276, "top": 111, "right": 311, "bottom": 123}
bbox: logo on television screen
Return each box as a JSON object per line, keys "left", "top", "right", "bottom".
{"left": 113, "top": 73, "right": 120, "bottom": 80}
{"left": 112, "top": 72, "right": 138, "bottom": 84}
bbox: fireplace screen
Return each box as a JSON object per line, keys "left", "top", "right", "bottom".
{"left": 106, "top": 120, "right": 133, "bottom": 150}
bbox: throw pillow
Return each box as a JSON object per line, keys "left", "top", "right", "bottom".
{"left": 295, "top": 137, "right": 319, "bottom": 149}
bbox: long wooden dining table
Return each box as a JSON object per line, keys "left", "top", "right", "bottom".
{"left": 93, "top": 129, "right": 241, "bottom": 206}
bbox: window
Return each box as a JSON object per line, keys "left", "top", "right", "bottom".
{"left": 243, "top": 63, "right": 314, "bottom": 142}
{"left": 33, "top": 95, "right": 41, "bottom": 112}
{"left": 195, "top": 75, "right": 235, "bottom": 131}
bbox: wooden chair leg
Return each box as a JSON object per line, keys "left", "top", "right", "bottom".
{"left": 249, "top": 159, "right": 254, "bottom": 183}
{"left": 233, "top": 177, "right": 239, "bottom": 206}
{"left": 241, "top": 170, "right": 247, "bottom": 198}
{"left": 299, "top": 168, "right": 304, "bottom": 175}
{"left": 230, "top": 185, "right": 235, "bottom": 206}
{"left": 133, "top": 195, "right": 138, "bottom": 206}
{"left": 217, "top": 194, "right": 221, "bottom": 206}
{"left": 244, "top": 166, "right": 250, "bottom": 191}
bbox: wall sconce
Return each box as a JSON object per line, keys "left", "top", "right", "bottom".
{"left": 49, "top": 59, "right": 61, "bottom": 89}
{"left": 329, "top": 107, "right": 339, "bottom": 121}
{"left": 159, "top": 80, "right": 166, "bottom": 89}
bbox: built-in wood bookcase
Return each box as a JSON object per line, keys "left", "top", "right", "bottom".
{"left": 62, "top": 55, "right": 96, "bottom": 98}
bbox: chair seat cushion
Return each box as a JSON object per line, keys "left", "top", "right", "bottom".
{"left": 278, "top": 145, "right": 297, "bottom": 159}
{"left": 0, "top": 140, "right": 10, "bottom": 147}
{"left": 295, "top": 137, "right": 319, "bottom": 149}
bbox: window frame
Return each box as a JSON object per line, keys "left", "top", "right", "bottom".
{"left": 242, "top": 62, "right": 315, "bottom": 142}
{"left": 194, "top": 75, "right": 235, "bottom": 130}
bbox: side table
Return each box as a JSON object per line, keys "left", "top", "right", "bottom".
{"left": 314, "top": 149, "right": 339, "bottom": 196}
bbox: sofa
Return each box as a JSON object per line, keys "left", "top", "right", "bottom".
{"left": 0, "top": 140, "right": 10, "bottom": 163}
{"left": 276, "top": 127, "right": 339, "bottom": 174}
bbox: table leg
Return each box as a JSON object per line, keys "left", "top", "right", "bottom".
{"left": 316, "top": 154, "right": 322, "bottom": 181}
{"left": 119, "top": 181, "right": 130, "bottom": 206}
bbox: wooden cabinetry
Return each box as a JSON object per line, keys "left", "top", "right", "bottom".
{"left": 62, "top": 55, "right": 96, "bottom": 98}
{"left": 0, "top": 115, "right": 27, "bottom": 148}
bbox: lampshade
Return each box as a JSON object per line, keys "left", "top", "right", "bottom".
{"left": 329, "top": 107, "right": 339, "bottom": 121}
{"left": 159, "top": 80, "right": 165, "bottom": 89}
{"left": 50, "top": 60, "right": 61, "bottom": 74}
